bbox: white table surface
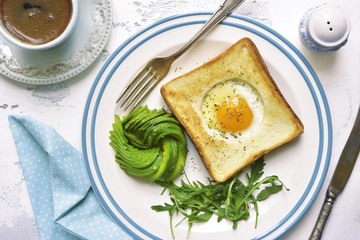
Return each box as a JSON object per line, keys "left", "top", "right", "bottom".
{"left": 0, "top": 0, "right": 359, "bottom": 239}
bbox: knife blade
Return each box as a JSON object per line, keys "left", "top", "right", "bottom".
{"left": 309, "top": 105, "right": 360, "bottom": 240}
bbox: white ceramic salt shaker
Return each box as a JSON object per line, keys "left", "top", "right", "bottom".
{"left": 299, "top": 3, "right": 351, "bottom": 54}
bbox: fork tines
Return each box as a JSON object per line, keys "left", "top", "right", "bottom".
{"left": 116, "top": 65, "right": 159, "bottom": 112}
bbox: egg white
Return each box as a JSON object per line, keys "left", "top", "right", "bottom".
{"left": 201, "top": 78, "right": 264, "bottom": 141}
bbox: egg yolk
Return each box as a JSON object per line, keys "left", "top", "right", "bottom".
{"left": 216, "top": 97, "right": 253, "bottom": 132}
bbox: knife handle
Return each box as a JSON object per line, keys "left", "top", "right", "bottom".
{"left": 309, "top": 190, "right": 337, "bottom": 240}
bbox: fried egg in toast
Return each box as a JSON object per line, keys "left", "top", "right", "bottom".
{"left": 161, "top": 37, "right": 304, "bottom": 182}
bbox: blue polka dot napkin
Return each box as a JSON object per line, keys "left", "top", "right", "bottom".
{"left": 8, "top": 115, "right": 132, "bottom": 240}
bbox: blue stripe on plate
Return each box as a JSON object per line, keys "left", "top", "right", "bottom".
{"left": 82, "top": 12, "right": 332, "bottom": 240}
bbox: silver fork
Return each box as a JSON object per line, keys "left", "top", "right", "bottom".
{"left": 116, "top": 0, "right": 246, "bottom": 111}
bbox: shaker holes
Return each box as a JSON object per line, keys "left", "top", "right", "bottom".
{"left": 327, "top": 21, "right": 333, "bottom": 31}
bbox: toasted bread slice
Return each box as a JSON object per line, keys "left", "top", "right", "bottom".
{"left": 161, "top": 37, "right": 304, "bottom": 182}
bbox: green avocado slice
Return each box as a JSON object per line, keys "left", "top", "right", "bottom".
{"left": 148, "top": 138, "right": 177, "bottom": 180}
{"left": 109, "top": 106, "right": 188, "bottom": 181}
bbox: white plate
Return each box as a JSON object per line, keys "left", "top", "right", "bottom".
{"left": 0, "top": 0, "right": 112, "bottom": 85}
{"left": 82, "top": 13, "right": 332, "bottom": 240}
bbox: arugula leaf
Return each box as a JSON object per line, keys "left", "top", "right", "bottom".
{"left": 257, "top": 184, "right": 283, "bottom": 201}
{"left": 247, "top": 158, "right": 265, "bottom": 185}
{"left": 151, "top": 156, "right": 288, "bottom": 238}
{"left": 257, "top": 176, "right": 289, "bottom": 201}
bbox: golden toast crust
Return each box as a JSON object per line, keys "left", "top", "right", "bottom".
{"left": 161, "top": 38, "right": 304, "bottom": 182}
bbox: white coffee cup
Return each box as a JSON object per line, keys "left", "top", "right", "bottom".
{"left": 0, "top": 0, "right": 78, "bottom": 51}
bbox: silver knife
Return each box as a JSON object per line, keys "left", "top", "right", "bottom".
{"left": 309, "top": 105, "right": 360, "bottom": 239}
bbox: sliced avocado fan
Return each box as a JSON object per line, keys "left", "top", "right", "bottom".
{"left": 109, "top": 106, "right": 188, "bottom": 181}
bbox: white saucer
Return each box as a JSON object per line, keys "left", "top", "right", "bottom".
{"left": 0, "top": 0, "right": 112, "bottom": 85}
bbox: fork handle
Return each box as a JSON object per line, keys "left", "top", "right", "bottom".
{"left": 168, "top": 0, "right": 246, "bottom": 60}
